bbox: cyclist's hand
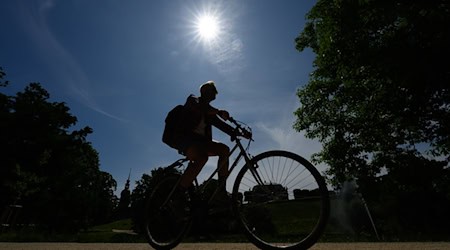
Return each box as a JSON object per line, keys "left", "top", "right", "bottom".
{"left": 218, "top": 110, "right": 230, "bottom": 121}
{"left": 241, "top": 129, "right": 252, "bottom": 140}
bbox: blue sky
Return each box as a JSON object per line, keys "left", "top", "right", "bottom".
{"left": 1, "top": 0, "right": 323, "bottom": 194}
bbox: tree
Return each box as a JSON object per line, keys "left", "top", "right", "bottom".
{"left": 294, "top": 0, "right": 450, "bottom": 185}
{"left": 0, "top": 68, "right": 117, "bottom": 231}
{"left": 293, "top": 1, "right": 450, "bottom": 239}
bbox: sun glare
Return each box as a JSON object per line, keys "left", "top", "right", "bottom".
{"left": 195, "top": 14, "right": 220, "bottom": 41}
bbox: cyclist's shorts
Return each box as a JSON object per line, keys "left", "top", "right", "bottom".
{"left": 178, "top": 133, "right": 209, "bottom": 154}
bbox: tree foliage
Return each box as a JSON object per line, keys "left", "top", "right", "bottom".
{"left": 294, "top": 0, "right": 450, "bottom": 185}
{"left": 0, "top": 68, "right": 117, "bottom": 231}
{"left": 294, "top": 1, "right": 450, "bottom": 239}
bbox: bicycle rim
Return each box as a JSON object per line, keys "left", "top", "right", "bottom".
{"left": 232, "top": 150, "right": 330, "bottom": 250}
{"left": 144, "top": 175, "right": 192, "bottom": 250}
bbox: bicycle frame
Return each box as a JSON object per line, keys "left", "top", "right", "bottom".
{"left": 196, "top": 137, "right": 251, "bottom": 203}
{"left": 164, "top": 133, "right": 263, "bottom": 206}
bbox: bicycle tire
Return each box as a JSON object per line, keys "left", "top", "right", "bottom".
{"left": 144, "top": 174, "right": 192, "bottom": 250}
{"left": 232, "top": 150, "right": 330, "bottom": 250}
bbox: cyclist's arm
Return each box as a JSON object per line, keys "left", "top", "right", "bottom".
{"left": 210, "top": 115, "right": 235, "bottom": 137}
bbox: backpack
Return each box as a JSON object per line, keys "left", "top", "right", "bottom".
{"left": 162, "top": 104, "right": 191, "bottom": 150}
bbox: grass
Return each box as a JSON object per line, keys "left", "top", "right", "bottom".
{"left": 88, "top": 219, "right": 133, "bottom": 232}
{"left": 0, "top": 196, "right": 420, "bottom": 243}
{"left": 78, "top": 219, "right": 145, "bottom": 243}
{"left": 0, "top": 219, "right": 146, "bottom": 243}
{"left": 0, "top": 229, "right": 78, "bottom": 242}
{"left": 0, "top": 197, "right": 368, "bottom": 243}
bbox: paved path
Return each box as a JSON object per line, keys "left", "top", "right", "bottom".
{"left": 1, "top": 242, "right": 450, "bottom": 250}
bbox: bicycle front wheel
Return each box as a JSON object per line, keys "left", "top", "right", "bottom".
{"left": 232, "top": 150, "right": 329, "bottom": 250}
{"left": 144, "top": 174, "right": 192, "bottom": 250}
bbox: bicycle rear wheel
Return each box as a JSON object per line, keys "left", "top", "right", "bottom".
{"left": 232, "top": 150, "right": 329, "bottom": 250}
{"left": 144, "top": 175, "right": 192, "bottom": 250}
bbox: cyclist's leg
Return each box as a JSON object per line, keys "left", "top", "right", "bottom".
{"left": 179, "top": 144, "right": 208, "bottom": 189}
{"left": 179, "top": 140, "right": 229, "bottom": 190}
{"left": 207, "top": 140, "right": 230, "bottom": 191}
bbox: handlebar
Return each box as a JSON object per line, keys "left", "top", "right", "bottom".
{"left": 228, "top": 117, "right": 253, "bottom": 140}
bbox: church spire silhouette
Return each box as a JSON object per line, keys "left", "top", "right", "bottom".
{"left": 116, "top": 169, "right": 132, "bottom": 219}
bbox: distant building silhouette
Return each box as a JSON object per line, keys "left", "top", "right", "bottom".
{"left": 244, "top": 184, "right": 288, "bottom": 202}
{"left": 116, "top": 169, "right": 132, "bottom": 219}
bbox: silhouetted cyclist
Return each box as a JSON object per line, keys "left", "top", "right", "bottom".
{"left": 177, "top": 81, "right": 246, "bottom": 200}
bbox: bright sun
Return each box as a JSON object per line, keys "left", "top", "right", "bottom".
{"left": 195, "top": 14, "right": 220, "bottom": 41}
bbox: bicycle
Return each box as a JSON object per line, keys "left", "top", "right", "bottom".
{"left": 144, "top": 118, "right": 330, "bottom": 249}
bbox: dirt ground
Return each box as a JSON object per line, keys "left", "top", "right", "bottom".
{"left": 1, "top": 242, "right": 450, "bottom": 250}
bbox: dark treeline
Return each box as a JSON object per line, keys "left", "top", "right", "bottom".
{"left": 294, "top": 1, "right": 450, "bottom": 240}
{"left": 0, "top": 68, "right": 117, "bottom": 232}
